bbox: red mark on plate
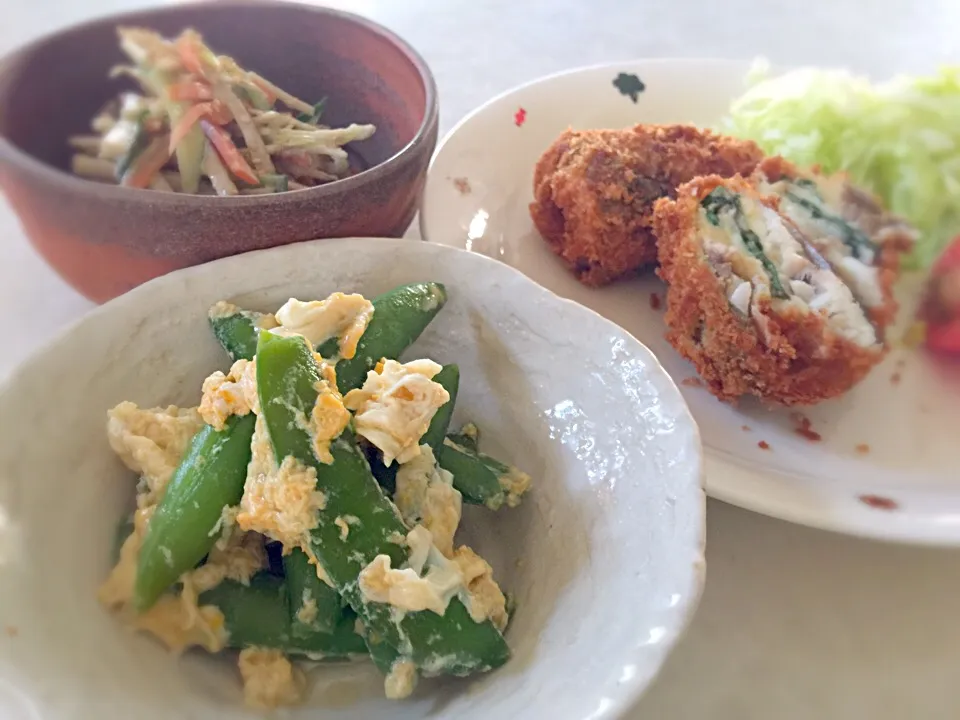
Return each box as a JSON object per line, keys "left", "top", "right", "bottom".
{"left": 514, "top": 108, "right": 527, "bottom": 127}
{"left": 741, "top": 425, "right": 751, "bottom": 432}
{"left": 451, "top": 177, "right": 471, "bottom": 195}
{"left": 4, "top": 626, "right": 18, "bottom": 638}
{"left": 790, "top": 412, "right": 822, "bottom": 442}
{"left": 859, "top": 494, "right": 898, "bottom": 511}
{"left": 855, "top": 443, "right": 871, "bottom": 455}
{"left": 757, "top": 440, "right": 770, "bottom": 450}
{"left": 649, "top": 292, "right": 662, "bottom": 310}
{"left": 890, "top": 372, "right": 902, "bottom": 385}
{"left": 681, "top": 377, "right": 703, "bottom": 387}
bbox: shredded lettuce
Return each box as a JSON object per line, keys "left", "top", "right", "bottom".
{"left": 723, "top": 61, "right": 960, "bottom": 269}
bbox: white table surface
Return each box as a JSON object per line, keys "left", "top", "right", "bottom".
{"left": 3, "top": 1, "right": 960, "bottom": 717}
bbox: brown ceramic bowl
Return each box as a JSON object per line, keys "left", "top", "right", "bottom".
{"left": 0, "top": 1, "right": 437, "bottom": 302}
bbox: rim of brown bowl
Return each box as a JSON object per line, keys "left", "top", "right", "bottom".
{"left": 0, "top": 0, "right": 438, "bottom": 208}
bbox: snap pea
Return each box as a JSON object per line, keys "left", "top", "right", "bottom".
{"left": 447, "top": 422, "right": 479, "bottom": 453}
{"left": 284, "top": 547, "right": 344, "bottom": 637}
{"left": 369, "top": 363, "right": 460, "bottom": 495}
{"left": 208, "top": 305, "right": 274, "bottom": 362}
{"left": 317, "top": 282, "right": 447, "bottom": 393}
{"left": 439, "top": 440, "right": 530, "bottom": 511}
{"left": 200, "top": 574, "right": 367, "bottom": 657}
{"left": 257, "top": 332, "right": 510, "bottom": 678}
{"left": 134, "top": 414, "right": 256, "bottom": 612}
{"left": 420, "top": 365, "right": 460, "bottom": 451}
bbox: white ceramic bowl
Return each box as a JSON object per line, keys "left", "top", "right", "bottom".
{"left": 0, "top": 238, "right": 704, "bottom": 720}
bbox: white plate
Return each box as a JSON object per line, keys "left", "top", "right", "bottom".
{"left": 421, "top": 59, "right": 960, "bottom": 545}
{"left": 0, "top": 238, "right": 703, "bottom": 720}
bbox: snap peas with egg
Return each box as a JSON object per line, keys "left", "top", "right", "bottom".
{"left": 256, "top": 332, "right": 510, "bottom": 679}
{"left": 134, "top": 413, "right": 256, "bottom": 612}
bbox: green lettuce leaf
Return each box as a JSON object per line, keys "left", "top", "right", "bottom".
{"left": 723, "top": 62, "right": 960, "bottom": 269}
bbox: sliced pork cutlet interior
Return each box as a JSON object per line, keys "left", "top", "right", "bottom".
{"left": 654, "top": 175, "right": 885, "bottom": 405}
{"left": 753, "top": 156, "right": 916, "bottom": 331}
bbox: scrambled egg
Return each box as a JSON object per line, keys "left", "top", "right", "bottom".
{"left": 199, "top": 358, "right": 258, "bottom": 430}
{"left": 237, "top": 648, "right": 306, "bottom": 709}
{"left": 132, "top": 589, "right": 227, "bottom": 654}
{"left": 384, "top": 659, "right": 418, "bottom": 700}
{"left": 343, "top": 359, "right": 450, "bottom": 466}
{"left": 106, "top": 402, "right": 203, "bottom": 505}
{"left": 274, "top": 293, "right": 374, "bottom": 359}
{"left": 394, "top": 446, "right": 462, "bottom": 558}
{"left": 98, "top": 502, "right": 232, "bottom": 654}
{"left": 296, "top": 591, "right": 319, "bottom": 625}
{"left": 357, "top": 526, "right": 462, "bottom": 616}
{"left": 184, "top": 525, "right": 266, "bottom": 595}
{"left": 208, "top": 301, "right": 278, "bottom": 330}
{"left": 98, "top": 505, "right": 154, "bottom": 610}
{"left": 334, "top": 515, "right": 360, "bottom": 541}
{"left": 237, "top": 414, "right": 326, "bottom": 557}
{"left": 358, "top": 526, "right": 509, "bottom": 632}
{"left": 307, "top": 364, "right": 351, "bottom": 464}
{"left": 453, "top": 546, "right": 509, "bottom": 632}
{"left": 498, "top": 467, "right": 532, "bottom": 509}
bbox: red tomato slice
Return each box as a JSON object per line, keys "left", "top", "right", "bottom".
{"left": 933, "top": 235, "right": 960, "bottom": 275}
{"left": 926, "top": 320, "right": 960, "bottom": 355}
{"left": 924, "top": 235, "right": 960, "bottom": 356}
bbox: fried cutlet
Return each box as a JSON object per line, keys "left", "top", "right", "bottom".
{"left": 530, "top": 124, "right": 765, "bottom": 286}
{"left": 653, "top": 174, "right": 887, "bottom": 406}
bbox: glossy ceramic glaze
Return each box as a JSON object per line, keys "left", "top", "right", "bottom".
{"left": 421, "top": 59, "right": 960, "bottom": 545}
{"left": 0, "top": 238, "right": 704, "bottom": 719}
{"left": 0, "top": 2, "right": 437, "bottom": 302}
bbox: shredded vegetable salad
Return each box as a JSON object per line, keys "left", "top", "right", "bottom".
{"left": 723, "top": 62, "right": 960, "bottom": 270}
{"left": 69, "top": 27, "right": 376, "bottom": 195}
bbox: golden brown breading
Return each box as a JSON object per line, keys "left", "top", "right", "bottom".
{"left": 753, "top": 156, "right": 913, "bottom": 335}
{"left": 654, "top": 174, "right": 885, "bottom": 406}
{"left": 530, "top": 124, "right": 765, "bottom": 286}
